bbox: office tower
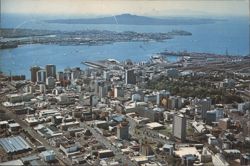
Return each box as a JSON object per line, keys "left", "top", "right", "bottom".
{"left": 57, "top": 71, "right": 64, "bottom": 81}
{"left": 125, "top": 69, "right": 136, "bottom": 85}
{"left": 117, "top": 121, "right": 129, "bottom": 140}
{"left": 200, "top": 98, "right": 212, "bottom": 119}
{"left": 46, "top": 64, "right": 56, "bottom": 78}
{"left": 37, "top": 69, "right": 46, "bottom": 83}
{"left": 173, "top": 114, "right": 186, "bottom": 142}
{"left": 30, "top": 66, "right": 41, "bottom": 82}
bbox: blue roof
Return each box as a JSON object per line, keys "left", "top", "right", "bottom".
{"left": 0, "top": 136, "right": 31, "bottom": 153}
{"left": 112, "top": 115, "right": 125, "bottom": 122}
{"left": 163, "top": 144, "right": 174, "bottom": 149}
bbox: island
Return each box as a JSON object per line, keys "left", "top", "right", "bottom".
{"left": 45, "top": 13, "right": 223, "bottom": 25}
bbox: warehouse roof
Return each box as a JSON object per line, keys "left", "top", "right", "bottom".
{"left": 0, "top": 136, "right": 31, "bottom": 153}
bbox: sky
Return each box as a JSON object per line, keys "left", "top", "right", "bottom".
{"left": 1, "top": 0, "right": 249, "bottom": 17}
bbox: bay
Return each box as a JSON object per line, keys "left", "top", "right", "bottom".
{"left": 0, "top": 14, "right": 249, "bottom": 78}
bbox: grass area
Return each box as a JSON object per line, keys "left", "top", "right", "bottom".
{"left": 145, "top": 75, "right": 243, "bottom": 104}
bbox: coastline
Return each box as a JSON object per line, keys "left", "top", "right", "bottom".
{"left": 0, "top": 28, "right": 192, "bottom": 49}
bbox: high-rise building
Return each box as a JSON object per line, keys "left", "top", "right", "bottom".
{"left": 199, "top": 98, "right": 212, "bottom": 119}
{"left": 117, "top": 121, "right": 129, "bottom": 140}
{"left": 37, "top": 69, "right": 46, "bottom": 83}
{"left": 173, "top": 114, "right": 186, "bottom": 142}
{"left": 30, "top": 66, "right": 41, "bottom": 82}
{"left": 125, "top": 69, "right": 136, "bottom": 85}
{"left": 57, "top": 71, "right": 64, "bottom": 81}
{"left": 46, "top": 64, "right": 56, "bottom": 78}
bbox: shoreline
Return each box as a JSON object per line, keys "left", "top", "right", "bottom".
{"left": 0, "top": 28, "right": 191, "bottom": 49}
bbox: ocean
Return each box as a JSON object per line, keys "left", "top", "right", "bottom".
{"left": 0, "top": 14, "right": 249, "bottom": 78}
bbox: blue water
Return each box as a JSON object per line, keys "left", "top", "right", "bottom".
{"left": 0, "top": 14, "right": 249, "bottom": 78}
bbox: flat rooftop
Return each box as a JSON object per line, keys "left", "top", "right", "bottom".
{"left": 146, "top": 122, "right": 164, "bottom": 130}
{"left": 0, "top": 136, "right": 31, "bottom": 153}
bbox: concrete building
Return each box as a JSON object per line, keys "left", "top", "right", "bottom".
{"left": 40, "top": 150, "right": 56, "bottom": 162}
{"left": 194, "top": 98, "right": 212, "bottom": 119}
{"left": 46, "top": 76, "right": 55, "bottom": 89}
{"left": 37, "top": 69, "right": 46, "bottom": 83}
{"left": 99, "top": 85, "right": 108, "bottom": 98}
{"left": 70, "top": 67, "right": 81, "bottom": 80}
{"left": 103, "top": 70, "right": 110, "bottom": 80}
{"left": 57, "top": 71, "right": 64, "bottom": 81}
{"left": 168, "top": 96, "right": 182, "bottom": 109}
{"left": 218, "top": 118, "right": 230, "bottom": 130}
{"left": 163, "top": 144, "right": 174, "bottom": 155}
{"left": 166, "top": 68, "right": 180, "bottom": 77}
{"left": 125, "top": 69, "right": 136, "bottom": 85}
{"left": 146, "top": 122, "right": 164, "bottom": 130}
{"left": 206, "top": 110, "right": 217, "bottom": 124}
{"left": 60, "top": 142, "right": 81, "bottom": 157}
{"left": 156, "top": 90, "right": 170, "bottom": 106}
{"left": 173, "top": 114, "right": 186, "bottom": 142}
{"left": 143, "top": 107, "right": 163, "bottom": 122}
{"left": 240, "top": 153, "right": 250, "bottom": 166}
{"left": 144, "top": 94, "right": 157, "bottom": 104}
{"left": 30, "top": 66, "right": 41, "bottom": 82}
{"left": 8, "top": 123, "right": 21, "bottom": 134}
{"left": 45, "top": 64, "right": 56, "bottom": 78}
{"left": 39, "top": 84, "right": 46, "bottom": 94}
{"left": 98, "top": 150, "right": 114, "bottom": 159}
{"left": 141, "top": 143, "right": 154, "bottom": 156}
{"left": 117, "top": 121, "right": 129, "bottom": 140}
{"left": 131, "top": 93, "right": 142, "bottom": 102}
{"left": 114, "top": 86, "right": 124, "bottom": 98}
{"left": 206, "top": 109, "right": 224, "bottom": 124}
{"left": 6, "top": 93, "right": 34, "bottom": 103}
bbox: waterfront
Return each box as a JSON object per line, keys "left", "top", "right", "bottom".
{"left": 0, "top": 15, "right": 249, "bottom": 78}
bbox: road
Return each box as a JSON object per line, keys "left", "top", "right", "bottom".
{"left": 0, "top": 104, "right": 72, "bottom": 166}
{"left": 80, "top": 122, "right": 136, "bottom": 166}
{"left": 127, "top": 117, "right": 172, "bottom": 145}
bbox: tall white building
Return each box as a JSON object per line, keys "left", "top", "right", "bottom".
{"left": 173, "top": 114, "right": 186, "bottom": 142}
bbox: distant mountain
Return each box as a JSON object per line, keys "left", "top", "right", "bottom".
{"left": 45, "top": 13, "right": 222, "bottom": 25}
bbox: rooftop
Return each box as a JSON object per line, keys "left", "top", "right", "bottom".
{"left": 0, "top": 136, "right": 31, "bottom": 153}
